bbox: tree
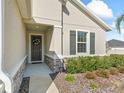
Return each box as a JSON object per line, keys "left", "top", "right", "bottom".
{"left": 116, "top": 13, "right": 124, "bottom": 33}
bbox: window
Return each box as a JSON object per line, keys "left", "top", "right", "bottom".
{"left": 70, "top": 30, "right": 88, "bottom": 55}
{"left": 77, "top": 31, "right": 87, "bottom": 53}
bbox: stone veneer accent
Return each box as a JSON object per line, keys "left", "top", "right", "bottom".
{"left": 45, "top": 55, "right": 64, "bottom": 73}
{"left": 13, "top": 57, "right": 27, "bottom": 93}
{"left": 19, "top": 77, "right": 30, "bottom": 93}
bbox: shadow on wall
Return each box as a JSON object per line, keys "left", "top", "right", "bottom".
{"left": 46, "top": 29, "right": 54, "bottom": 54}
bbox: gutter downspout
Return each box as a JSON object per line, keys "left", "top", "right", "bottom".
{"left": 0, "top": 0, "right": 13, "bottom": 93}
{"left": 61, "top": 4, "right": 64, "bottom": 55}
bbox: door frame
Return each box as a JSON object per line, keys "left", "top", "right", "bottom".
{"left": 28, "top": 33, "right": 44, "bottom": 63}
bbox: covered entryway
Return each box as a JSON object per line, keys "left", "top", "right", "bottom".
{"left": 25, "top": 23, "right": 53, "bottom": 64}
{"left": 24, "top": 23, "right": 64, "bottom": 72}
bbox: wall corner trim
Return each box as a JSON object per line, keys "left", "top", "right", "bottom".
{"left": 0, "top": 71, "right": 13, "bottom": 93}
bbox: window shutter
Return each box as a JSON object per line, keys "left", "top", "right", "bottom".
{"left": 70, "top": 31, "right": 76, "bottom": 55}
{"left": 90, "top": 32, "right": 95, "bottom": 54}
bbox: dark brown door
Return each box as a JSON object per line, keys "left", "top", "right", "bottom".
{"left": 31, "top": 35, "right": 42, "bottom": 61}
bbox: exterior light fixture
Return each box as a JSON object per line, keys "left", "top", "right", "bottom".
{"left": 59, "top": 0, "right": 68, "bottom": 5}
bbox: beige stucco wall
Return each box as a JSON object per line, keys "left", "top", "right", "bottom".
{"left": 4, "top": 0, "right": 26, "bottom": 76}
{"left": 63, "top": 1, "right": 106, "bottom": 56}
{"left": 32, "top": 0, "right": 61, "bottom": 26}
{"left": 51, "top": 27, "right": 61, "bottom": 55}
{"left": 63, "top": 1, "right": 102, "bottom": 28}
{"left": 45, "top": 30, "right": 54, "bottom": 54}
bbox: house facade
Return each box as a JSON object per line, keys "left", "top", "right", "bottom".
{"left": 0, "top": 0, "right": 111, "bottom": 93}
{"left": 107, "top": 39, "right": 124, "bottom": 55}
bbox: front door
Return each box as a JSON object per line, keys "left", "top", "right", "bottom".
{"left": 31, "top": 35, "right": 42, "bottom": 62}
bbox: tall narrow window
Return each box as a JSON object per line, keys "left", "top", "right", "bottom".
{"left": 77, "top": 31, "right": 87, "bottom": 53}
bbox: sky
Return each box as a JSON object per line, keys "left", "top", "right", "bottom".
{"left": 81, "top": 0, "right": 124, "bottom": 41}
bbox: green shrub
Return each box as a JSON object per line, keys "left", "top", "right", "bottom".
{"left": 64, "top": 74, "right": 75, "bottom": 83}
{"left": 66, "top": 55, "right": 124, "bottom": 74}
{"left": 66, "top": 59, "right": 83, "bottom": 74}
{"left": 110, "top": 55, "right": 124, "bottom": 67}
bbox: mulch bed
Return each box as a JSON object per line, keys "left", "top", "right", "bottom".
{"left": 53, "top": 72, "right": 124, "bottom": 93}
{"left": 19, "top": 77, "right": 30, "bottom": 93}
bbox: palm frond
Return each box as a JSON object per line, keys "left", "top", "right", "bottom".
{"left": 116, "top": 13, "right": 124, "bottom": 33}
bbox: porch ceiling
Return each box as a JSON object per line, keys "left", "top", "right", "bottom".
{"left": 25, "top": 23, "right": 53, "bottom": 31}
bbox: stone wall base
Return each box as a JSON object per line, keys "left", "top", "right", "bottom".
{"left": 13, "top": 57, "right": 27, "bottom": 93}
{"left": 44, "top": 55, "right": 64, "bottom": 73}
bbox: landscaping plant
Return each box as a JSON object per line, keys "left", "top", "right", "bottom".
{"left": 95, "top": 69, "right": 110, "bottom": 78}
{"left": 109, "top": 67, "right": 119, "bottom": 75}
{"left": 90, "top": 82, "right": 99, "bottom": 90}
{"left": 85, "top": 71, "right": 97, "bottom": 79}
{"left": 64, "top": 74, "right": 75, "bottom": 83}
{"left": 118, "top": 66, "right": 124, "bottom": 73}
{"left": 66, "top": 55, "right": 124, "bottom": 74}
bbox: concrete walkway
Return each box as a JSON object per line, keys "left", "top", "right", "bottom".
{"left": 24, "top": 63, "right": 59, "bottom": 93}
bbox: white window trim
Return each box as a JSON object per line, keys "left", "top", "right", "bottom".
{"left": 75, "top": 29, "right": 90, "bottom": 55}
